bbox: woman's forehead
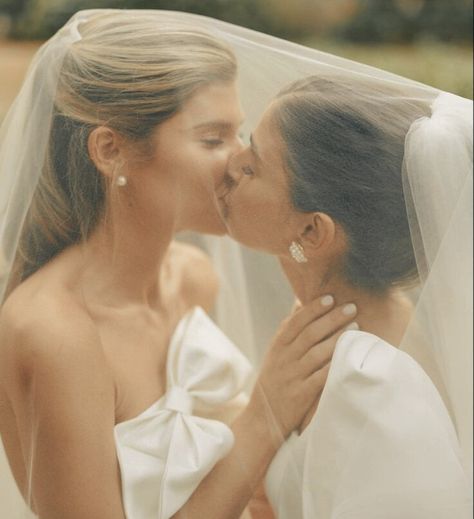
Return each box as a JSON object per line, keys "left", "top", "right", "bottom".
{"left": 181, "top": 82, "right": 244, "bottom": 128}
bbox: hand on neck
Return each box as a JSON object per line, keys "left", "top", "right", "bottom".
{"left": 280, "top": 256, "right": 413, "bottom": 347}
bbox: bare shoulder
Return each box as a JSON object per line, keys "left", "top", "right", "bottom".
{"left": 0, "top": 281, "right": 112, "bottom": 397}
{"left": 0, "top": 281, "right": 124, "bottom": 518}
{"left": 169, "top": 241, "right": 220, "bottom": 313}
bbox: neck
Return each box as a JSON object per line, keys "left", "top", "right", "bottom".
{"left": 279, "top": 257, "right": 412, "bottom": 346}
{"left": 76, "top": 204, "right": 176, "bottom": 309}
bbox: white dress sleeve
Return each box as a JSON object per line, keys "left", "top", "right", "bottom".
{"left": 266, "top": 331, "right": 472, "bottom": 519}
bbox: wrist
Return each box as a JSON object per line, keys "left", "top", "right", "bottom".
{"left": 240, "top": 387, "right": 286, "bottom": 454}
{"left": 229, "top": 405, "right": 281, "bottom": 486}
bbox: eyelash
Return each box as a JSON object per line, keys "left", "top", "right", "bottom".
{"left": 242, "top": 165, "right": 254, "bottom": 176}
{"left": 201, "top": 139, "right": 224, "bottom": 147}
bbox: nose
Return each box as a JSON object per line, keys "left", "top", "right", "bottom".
{"left": 227, "top": 150, "right": 245, "bottom": 186}
{"left": 233, "top": 134, "right": 245, "bottom": 154}
{"left": 219, "top": 135, "right": 244, "bottom": 188}
{"left": 215, "top": 150, "right": 241, "bottom": 198}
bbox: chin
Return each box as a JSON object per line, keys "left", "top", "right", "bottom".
{"left": 210, "top": 220, "right": 228, "bottom": 236}
{"left": 188, "top": 213, "right": 228, "bottom": 236}
{"left": 201, "top": 224, "right": 228, "bottom": 236}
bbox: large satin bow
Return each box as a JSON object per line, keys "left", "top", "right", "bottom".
{"left": 114, "top": 307, "right": 253, "bottom": 519}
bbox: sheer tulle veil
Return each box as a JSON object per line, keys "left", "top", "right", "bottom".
{"left": 402, "top": 91, "right": 472, "bottom": 474}
{"left": 0, "top": 9, "right": 471, "bottom": 518}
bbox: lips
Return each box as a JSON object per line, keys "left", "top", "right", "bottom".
{"left": 216, "top": 192, "right": 230, "bottom": 219}
{"left": 214, "top": 173, "right": 235, "bottom": 219}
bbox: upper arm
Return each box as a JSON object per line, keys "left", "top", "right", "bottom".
{"left": 0, "top": 300, "right": 126, "bottom": 519}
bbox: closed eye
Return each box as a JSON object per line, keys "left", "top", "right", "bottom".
{"left": 201, "top": 138, "right": 224, "bottom": 147}
{"left": 242, "top": 165, "right": 254, "bottom": 176}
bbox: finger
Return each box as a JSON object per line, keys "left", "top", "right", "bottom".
{"left": 290, "top": 298, "right": 302, "bottom": 314}
{"left": 298, "top": 322, "right": 359, "bottom": 375}
{"left": 298, "top": 335, "right": 336, "bottom": 377}
{"left": 277, "top": 294, "right": 336, "bottom": 345}
{"left": 302, "top": 360, "right": 331, "bottom": 397}
{"left": 291, "top": 303, "right": 358, "bottom": 357}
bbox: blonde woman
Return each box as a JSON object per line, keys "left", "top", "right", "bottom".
{"left": 0, "top": 11, "right": 355, "bottom": 519}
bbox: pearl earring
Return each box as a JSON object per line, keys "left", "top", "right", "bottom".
{"left": 116, "top": 175, "right": 127, "bottom": 187}
{"left": 289, "top": 241, "right": 308, "bottom": 263}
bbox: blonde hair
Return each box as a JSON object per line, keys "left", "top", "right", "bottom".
{"left": 9, "top": 11, "right": 236, "bottom": 293}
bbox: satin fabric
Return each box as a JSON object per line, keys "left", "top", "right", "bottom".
{"left": 265, "top": 331, "right": 472, "bottom": 518}
{"left": 114, "top": 307, "right": 253, "bottom": 519}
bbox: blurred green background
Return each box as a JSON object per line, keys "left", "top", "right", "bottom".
{"left": 0, "top": 0, "right": 472, "bottom": 120}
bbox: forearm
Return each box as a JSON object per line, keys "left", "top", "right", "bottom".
{"left": 247, "top": 482, "right": 276, "bottom": 519}
{"left": 173, "top": 395, "right": 282, "bottom": 519}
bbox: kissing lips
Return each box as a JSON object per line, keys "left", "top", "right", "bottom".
{"left": 216, "top": 192, "right": 230, "bottom": 219}
{"left": 215, "top": 172, "right": 235, "bottom": 220}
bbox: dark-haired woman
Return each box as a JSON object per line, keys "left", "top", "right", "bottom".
{"left": 217, "top": 75, "right": 472, "bottom": 518}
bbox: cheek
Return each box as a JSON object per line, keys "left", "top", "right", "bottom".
{"left": 190, "top": 150, "right": 237, "bottom": 205}
{"left": 206, "top": 147, "right": 234, "bottom": 185}
{"left": 232, "top": 182, "right": 263, "bottom": 214}
{"left": 227, "top": 182, "right": 290, "bottom": 249}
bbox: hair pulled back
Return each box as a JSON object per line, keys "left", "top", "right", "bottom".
{"left": 11, "top": 11, "right": 236, "bottom": 290}
{"left": 274, "top": 76, "right": 429, "bottom": 292}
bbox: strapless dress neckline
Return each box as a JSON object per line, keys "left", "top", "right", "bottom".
{"left": 114, "top": 306, "right": 252, "bottom": 519}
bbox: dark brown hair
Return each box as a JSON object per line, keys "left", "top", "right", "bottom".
{"left": 274, "top": 75, "right": 430, "bottom": 292}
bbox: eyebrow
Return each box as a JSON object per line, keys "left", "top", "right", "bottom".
{"left": 192, "top": 119, "right": 242, "bottom": 131}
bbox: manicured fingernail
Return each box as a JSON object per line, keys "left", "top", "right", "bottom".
{"left": 320, "top": 295, "right": 334, "bottom": 307}
{"left": 342, "top": 303, "right": 357, "bottom": 316}
{"left": 345, "top": 321, "right": 359, "bottom": 331}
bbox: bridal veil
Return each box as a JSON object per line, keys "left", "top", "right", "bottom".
{"left": 0, "top": 9, "right": 471, "bottom": 518}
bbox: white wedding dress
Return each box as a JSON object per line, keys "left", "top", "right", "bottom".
{"left": 113, "top": 306, "right": 471, "bottom": 519}
{"left": 265, "top": 331, "right": 472, "bottom": 518}
{"left": 114, "top": 306, "right": 253, "bottom": 519}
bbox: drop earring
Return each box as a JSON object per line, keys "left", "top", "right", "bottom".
{"left": 116, "top": 175, "right": 127, "bottom": 187}
{"left": 289, "top": 241, "right": 308, "bottom": 263}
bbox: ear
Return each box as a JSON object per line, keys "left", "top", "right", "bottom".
{"left": 87, "top": 126, "right": 123, "bottom": 180}
{"left": 298, "top": 212, "right": 337, "bottom": 257}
